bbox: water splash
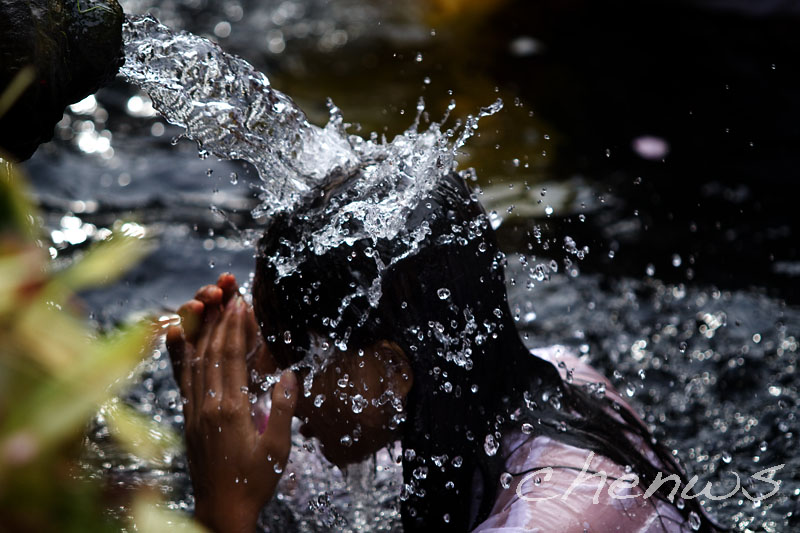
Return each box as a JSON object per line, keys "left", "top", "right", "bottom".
{"left": 121, "top": 14, "right": 502, "bottom": 273}
{"left": 266, "top": 96, "right": 503, "bottom": 330}
{"left": 122, "top": 12, "right": 503, "bottom": 329}
{"left": 120, "top": 14, "right": 360, "bottom": 214}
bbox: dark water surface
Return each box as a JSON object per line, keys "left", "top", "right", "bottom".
{"left": 21, "top": 0, "right": 800, "bottom": 530}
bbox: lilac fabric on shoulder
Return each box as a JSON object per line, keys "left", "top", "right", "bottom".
{"left": 472, "top": 346, "right": 691, "bottom": 533}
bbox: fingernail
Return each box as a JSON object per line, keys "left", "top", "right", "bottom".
{"left": 258, "top": 412, "right": 269, "bottom": 434}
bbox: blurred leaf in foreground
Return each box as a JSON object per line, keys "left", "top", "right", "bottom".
{"left": 0, "top": 157, "right": 201, "bottom": 530}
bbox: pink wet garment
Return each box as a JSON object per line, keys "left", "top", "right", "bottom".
{"left": 472, "top": 346, "right": 692, "bottom": 533}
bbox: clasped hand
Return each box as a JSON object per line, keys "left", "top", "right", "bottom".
{"left": 166, "top": 274, "right": 297, "bottom": 533}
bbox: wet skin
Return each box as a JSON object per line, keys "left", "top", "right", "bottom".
{"left": 166, "top": 273, "right": 412, "bottom": 533}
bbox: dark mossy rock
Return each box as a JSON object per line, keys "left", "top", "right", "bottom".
{"left": 0, "top": 0, "right": 124, "bottom": 161}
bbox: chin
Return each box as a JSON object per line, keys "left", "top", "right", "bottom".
{"left": 319, "top": 435, "right": 389, "bottom": 467}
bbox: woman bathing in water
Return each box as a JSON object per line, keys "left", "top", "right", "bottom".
{"left": 166, "top": 172, "right": 721, "bottom": 532}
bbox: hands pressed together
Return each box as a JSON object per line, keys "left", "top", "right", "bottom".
{"left": 166, "top": 274, "right": 297, "bottom": 533}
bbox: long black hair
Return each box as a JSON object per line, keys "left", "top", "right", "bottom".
{"left": 253, "top": 171, "right": 719, "bottom": 531}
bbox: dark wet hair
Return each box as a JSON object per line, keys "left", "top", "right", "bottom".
{"left": 253, "top": 172, "right": 719, "bottom": 531}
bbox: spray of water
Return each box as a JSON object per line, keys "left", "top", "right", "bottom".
{"left": 120, "top": 14, "right": 360, "bottom": 214}
{"left": 121, "top": 13, "right": 502, "bottom": 329}
{"left": 120, "top": 14, "right": 502, "bottom": 240}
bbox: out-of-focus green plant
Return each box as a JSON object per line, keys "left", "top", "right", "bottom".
{"left": 0, "top": 159, "right": 205, "bottom": 532}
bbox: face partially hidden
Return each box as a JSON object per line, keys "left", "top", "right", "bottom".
{"left": 255, "top": 339, "right": 413, "bottom": 468}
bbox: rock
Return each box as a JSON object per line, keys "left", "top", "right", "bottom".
{"left": 0, "top": 0, "right": 124, "bottom": 161}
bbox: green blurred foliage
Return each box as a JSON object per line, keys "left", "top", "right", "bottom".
{"left": 0, "top": 159, "right": 205, "bottom": 532}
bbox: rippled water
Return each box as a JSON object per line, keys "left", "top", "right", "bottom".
{"left": 20, "top": 1, "right": 800, "bottom": 531}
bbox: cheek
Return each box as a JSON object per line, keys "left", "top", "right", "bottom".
{"left": 308, "top": 391, "right": 390, "bottom": 440}
{"left": 303, "top": 356, "right": 401, "bottom": 437}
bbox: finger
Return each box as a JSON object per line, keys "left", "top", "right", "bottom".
{"left": 166, "top": 325, "right": 193, "bottom": 416}
{"left": 165, "top": 325, "right": 188, "bottom": 389}
{"left": 195, "top": 285, "right": 223, "bottom": 325}
{"left": 191, "top": 307, "right": 221, "bottom": 409}
{"left": 216, "top": 272, "right": 240, "bottom": 304}
{"left": 222, "top": 297, "right": 248, "bottom": 401}
{"left": 204, "top": 299, "right": 237, "bottom": 405}
{"left": 243, "top": 301, "right": 263, "bottom": 350}
{"left": 177, "top": 299, "right": 204, "bottom": 344}
{"left": 259, "top": 371, "right": 298, "bottom": 464}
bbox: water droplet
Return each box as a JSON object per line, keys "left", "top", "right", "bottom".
{"left": 229, "top": 171, "right": 238, "bottom": 184}
{"left": 484, "top": 434, "right": 499, "bottom": 456}
{"left": 314, "top": 394, "right": 325, "bottom": 407}
{"left": 500, "top": 472, "right": 513, "bottom": 489}
{"left": 437, "top": 288, "right": 451, "bottom": 300}
{"left": 351, "top": 394, "right": 368, "bottom": 413}
{"left": 689, "top": 511, "right": 701, "bottom": 530}
{"left": 273, "top": 462, "right": 283, "bottom": 474}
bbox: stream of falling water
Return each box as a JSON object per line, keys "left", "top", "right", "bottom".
{"left": 120, "top": 14, "right": 500, "bottom": 226}
{"left": 120, "top": 13, "right": 502, "bottom": 315}
{"left": 120, "top": 15, "right": 360, "bottom": 214}
{"left": 104, "top": 13, "right": 506, "bottom": 533}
